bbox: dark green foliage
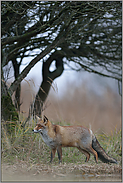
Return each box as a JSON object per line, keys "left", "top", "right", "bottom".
{"left": 2, "top": 94, "right": 18, "bottom": 134}
{"left": 2, "top": 95, "right": 18, "bottom": 121}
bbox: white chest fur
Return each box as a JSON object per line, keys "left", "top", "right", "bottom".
{"left": 39, "top": 130, "right": 56, "bottom": 148}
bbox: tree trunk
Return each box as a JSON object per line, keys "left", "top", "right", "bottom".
{"left": 33, "top": 51, "right": 64, "bottom": 116}
{"left": 12, "top": 58, "right": 21, "bottom": 112}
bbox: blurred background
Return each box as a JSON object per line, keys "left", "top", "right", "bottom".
{"left": 2, "top": 2, "right": 121, "bottom": 135}
{"left": 20, "top": 64, "right": 121, "bottom": 135}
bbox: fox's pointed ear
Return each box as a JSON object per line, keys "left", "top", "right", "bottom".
{"left": 43, "top": 115, "right": 48, "bottom": 124}
{"left": 36, "top": 115, "right": 41, "bottom": 121}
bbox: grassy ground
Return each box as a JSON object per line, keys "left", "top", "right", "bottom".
{"left": 2, "top": 121, "right": 122, "bottom": 181}
{"left": 1, "top": 119, "right": 122, "bottom": 181}
{"left": 1, "top": 118, "right": 121, "bottom": 166}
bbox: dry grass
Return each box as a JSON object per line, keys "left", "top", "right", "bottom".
{"left": 20, "top": 80, "right": 121, "bottom": 135}
{"left": 46, "top": 87, "right": 121, "bottom": 135}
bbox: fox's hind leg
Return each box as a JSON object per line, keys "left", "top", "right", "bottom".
{"left": 50, "top": 148, "right": 56, "bottom": 163}
{"left": 77, "top": 147, "right": 90, "bottom": 162}
{"left": 86, "top": 146, "right": 98, "bottom": 163}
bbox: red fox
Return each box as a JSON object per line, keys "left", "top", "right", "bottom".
{"left": 33, "top": 115, "right": 117, "bottom": 164}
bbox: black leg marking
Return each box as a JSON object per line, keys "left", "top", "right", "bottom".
{"left": 50, "top": 151, "right": 53, "bottom": 163}
{"left": 57, "top": 146, "right": 62, "bottom": 163}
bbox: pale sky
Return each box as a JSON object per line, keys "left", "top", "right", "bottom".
{"left": 4, "top": 56, "right": 120, "bottom": 98}
{"left": 20, "top": 58, "right": 120, "bottom": 98}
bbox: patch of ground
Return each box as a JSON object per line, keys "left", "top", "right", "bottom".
{"left": 1, "top": 162, "right": 122, "bottom": 181}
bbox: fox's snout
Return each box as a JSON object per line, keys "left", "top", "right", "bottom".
{"left": 32, "top": 124, "right": 43, "bottom": 133}
{"left": 33, "top": 128, "right": 41, "bottom": 133}
{"left": 32, "top": 128, "right": 38, "bottom": 133}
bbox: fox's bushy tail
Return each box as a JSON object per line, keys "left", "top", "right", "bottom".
{"left": 92, "top": 135, "right": 117, "bottom": 164}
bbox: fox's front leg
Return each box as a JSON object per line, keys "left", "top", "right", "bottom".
{"left": 57, "top": 146, "right": 62, "bottom": 164}
{"left": 50, "top": 148, "right": 56, "bottom": 163}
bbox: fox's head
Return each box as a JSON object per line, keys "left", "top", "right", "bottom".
{"left": 33, "top": 115, "right": 49, "bottom": 133}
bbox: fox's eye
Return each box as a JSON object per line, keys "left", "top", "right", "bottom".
{"left": 37, "top": 124, "right": 44, "bottom": 128}
{"left": 36, "top": 124, "right": 41, "bottom": 127}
